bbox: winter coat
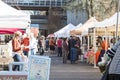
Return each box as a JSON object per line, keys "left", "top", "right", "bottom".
{"left": 107, "top": 40, "right": 120, "bottom": 74}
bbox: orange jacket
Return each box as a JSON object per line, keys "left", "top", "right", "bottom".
{"left": 101, "top": 40, "right": 109, "bottom": 50}
{"left": 22, "top": 37, "right": 29, "bottom": 51}
{"left": 12, "top": 38, "right": 21, "bottom": 52}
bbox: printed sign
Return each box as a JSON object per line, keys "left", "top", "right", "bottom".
{"left": 28, "top": 55, "right": 51, "bottom": 80}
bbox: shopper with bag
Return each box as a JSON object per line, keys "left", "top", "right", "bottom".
{"left": 100, "top": 40, "right": 120, "bottom": 80}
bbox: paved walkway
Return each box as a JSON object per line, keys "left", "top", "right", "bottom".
{"left": 45, "top": 53, "right": 102, "bottom": 80}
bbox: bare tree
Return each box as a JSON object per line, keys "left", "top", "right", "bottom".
{"left": 47, "top": 8, "right": 63, "bottom": 34}
{"left": 65, "top": 0, "right": 118, "bottom": 21}
{"left": 86, "top": 0, "right": 118, "bottom": 20}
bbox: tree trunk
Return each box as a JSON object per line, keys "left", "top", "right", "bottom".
{"left": 86, "top": 0, "right": 90, "bottom": 18}
{"left": 90, "top": 0, "right": 94, "bottom": 17}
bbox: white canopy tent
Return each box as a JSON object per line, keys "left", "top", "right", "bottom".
{"left": 61, "top": 23, "right": 82, "bottom": 37}
{"left": 70, "top": 17, "right": 98, "bottom": 36}
{"left": 90, "top": 12, "right": 120, "bottom": 36}
{"left": 0, "top": 0, "right": 30, "bottom": 28}
{"left": 95, "top": 12, "right": 120, "bottom": 29}
{"left": 88, "top": 15, "right": 119, "bottom": 68}
{"left": 54, "top": 23, "right": 75, "bottom": 37}
{"left": 107, "top": 12, "right": 120, "bottom": 26}
{"left": 76, "top": 23, "right": 82, "bottom": 27}
{"left": 0, "top": 1, "right": 31, "bottom": 63}
{"left": 95, "top": 19, "right": 109, "bottom": 27}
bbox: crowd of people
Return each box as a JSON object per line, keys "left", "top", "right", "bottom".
{"left": 42, "top": 36, "right": 82, "bottom": 64}
{"left": 10, "top": 31, "right": 38, "bottom": 71}
{"left": 9, "top": 31, "right": 83, "bottom": 70}
{"left": 5, "top": 30, "right": 120, "bottom": 80}
{"left": 36, "top": 35, "right": 83, "bottom": 64}
{"left": 7, "top": 30, "right": 116, "bottom": 74}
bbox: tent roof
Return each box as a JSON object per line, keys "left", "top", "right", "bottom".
{"left": 75, "top": 23, "right": 82, "bottom": 29}
{"left": 61, "top": 23, "right": 80, "bottom": 37}
{"left": 0, "top": 1, "right": 30, "bottom": 28}
{"left": 95, "top": 19, "right": 109, "bottom": 27}
{"left": 54, "top": 23, "right": 75, "bottom": 37}
{"left": 0, "top": 21, "right": 29, "bottom": 28}
{"left": 89, "top": 12, "right": 120, "bottom": 36}
{"left": 95, "top": 12, "right": 120, "bottom": 28}
{"left": 0, "top": 1, "right": 30, "bottom": 22}
{"left": 70, "top": 17, "right": 98, "bottom": 35}
{"left": 70, "top": 23, "right": 82, "bottom": 35}
{"left": 56, "top": 23, "right": 75, "bottom": 33}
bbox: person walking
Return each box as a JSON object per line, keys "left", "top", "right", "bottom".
{"left": 100, "top": 40, "right": 120, "bottom": 80}
{"left": 62, "top": 38, "right": 69, "bottom": 64}
{"left": 69, "top": 36, "right": 77, "bottom": 64}
{"left": 106, "top": 40, "right": 120, "bottom": 80}
{"left": 57, "top": 38, "right": 62, "bottom": 57}
{"left": 76, "top": 37, "right": 82, "bottom": 60}
{"left": 45, "top": 38, "right": 49, "bottom": 51}
{"left": 38, "top": 36, "right": 45, "bottom": 55}
{"left": 68, "top": 36, "right": 72, "bottom": 60}
{"left": 49, "top": 37, "right": 55, "bottom": 54}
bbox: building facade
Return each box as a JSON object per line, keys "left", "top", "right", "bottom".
{"left": 67, "top": 9, "right": 88, "bottom": 26}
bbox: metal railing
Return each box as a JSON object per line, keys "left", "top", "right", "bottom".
{"left": 2, "top": 0, "right": 68, "bottom": 7}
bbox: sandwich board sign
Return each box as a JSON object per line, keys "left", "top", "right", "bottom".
{"left": 28, "top": 55, "right": 51, "bottom": 80}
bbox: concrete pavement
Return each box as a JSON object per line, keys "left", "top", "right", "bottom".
{"left": 47, "top": 54, "right": 102, "bottom": 80}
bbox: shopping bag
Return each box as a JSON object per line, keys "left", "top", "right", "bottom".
{"left": 101, "top": 62, "right": 111, "bottom": 80}
{"left": 98, "top": 53, "right": 110, "bottom": 73}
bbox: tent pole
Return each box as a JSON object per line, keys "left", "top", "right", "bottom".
{"left": 81, "top": 36, "right": 83, "bottom": 46}
{"left": 116, "top": 0, "right": 120, "bottom": 42}
{"left": 105, "top": 27, "right": 107, "bottom": 52}
{"left": 88, "top": 35, "right": 89, "bottom": 50}
{"left": 93, "top": 27, "right": 97, "bottom": 68}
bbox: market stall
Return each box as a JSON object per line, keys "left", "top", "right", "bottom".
{"left": 0, "top": 1, "right": 31, "bottom": 68}
{"left": 0, "top": 0, "right": 30, "bottom": 42}
{"left": 87, "top": 13, "right": 120, "bottom": 68}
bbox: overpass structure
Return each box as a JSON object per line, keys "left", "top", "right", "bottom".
{"left": 2, "top": 0, "right": 70, "bottom": 36}
{"left": 2, "top": 0, "right": 70, "bottom": 10}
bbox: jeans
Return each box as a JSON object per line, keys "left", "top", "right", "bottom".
{"left": 12, "top": 54, "right": 22, "bottom": 71}
{"left": 23, "top": 51, "right": 28, "bottom": 57}
{"left": 31, "top": 49, "right": 36, "bottom": 55}
{"left": 58, "top": 47, "right": 62, "bottom": 57}
{"left": 70, "top": 48, "right": 77, "bottom": 63}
